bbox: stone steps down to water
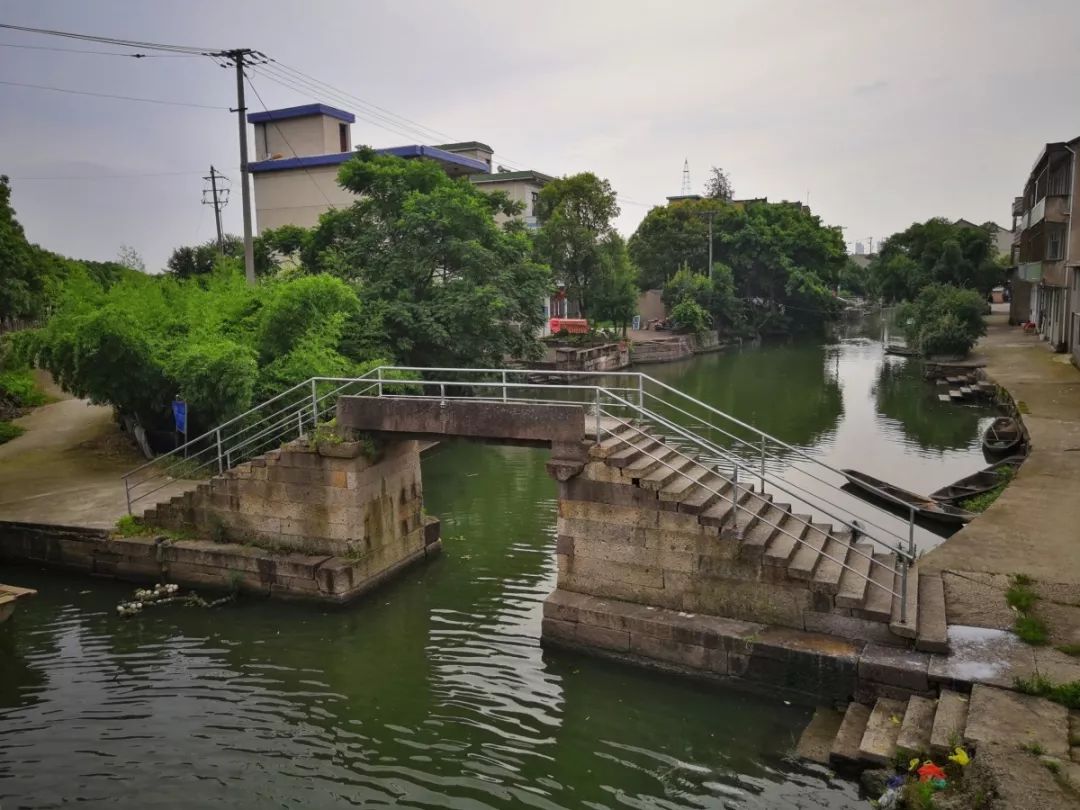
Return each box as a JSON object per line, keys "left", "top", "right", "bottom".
{"left": 800, "top": 684, "right": 1076, "bottom": 778}
{"left": 583, "top": 417, "right": 946, "bottom": 651}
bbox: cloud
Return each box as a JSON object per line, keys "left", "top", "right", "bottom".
{"left": 853, "top": 80, "right": 890, "bottom": 96}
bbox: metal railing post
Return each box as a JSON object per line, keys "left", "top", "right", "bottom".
{"left": 377, "top": 367, "right": 383, "bottom": 397}
{"left": 899, "top": 554, "right": 909, "bottom": 625}
{"left": 310, "top": 378, "right": 319, "bottom": 427}
{"left": 440, "top": 382, "right": 446, "bottom": 402}
{"left": 731, "top": 464, "right": 740, "bottom": 531}
{"left": 908, "top": 506, "right": 916, "bottom": 559}
{"left": 637, "top": 374, "right": 644, "bottom": 410}
{"left": 594, "top": 388, "right": 602, "bottom": 442}
{"left": 215, "top": 429, "right": 224, "bottom": 474}
{"left": 502, "top": 370, "right": 508, "bottom": 403}
{"left": 760, "top": 435, "right": 766, "bottom": 490}
{"left": 124, "top": 479, "right": 132, "bottom": 515}
{"left": 297, "top": 409, "right": 304, "bottom": 438}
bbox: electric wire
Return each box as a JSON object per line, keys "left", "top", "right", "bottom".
{"left": 0, "top": 78, "right": 228, "bottom": 109}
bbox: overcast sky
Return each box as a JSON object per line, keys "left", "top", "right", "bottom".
{"left": 3, "top": 0, "right": 1080, "bottom": 272}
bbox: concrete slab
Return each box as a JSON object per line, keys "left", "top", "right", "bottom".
{"left": 795, "top": 706, "right": 843, "bottom": 764}
{"left": 928, "top": 625, "right": 1036, "bottom": 690}
{"left": 830, "top": 702, "right": 871, "bottom": 767}
{"left": 858, "top": 697, "right": 906, "bottom": 765}
{"left": 896, "top": 695, "right": 935, "bottom": 756}
{"left": 965, "top": 684, "right": 1070, "bottom": 758}
{"left": 930, "top": 689, "right": 969, "bottom": 758}
{"left": 914, "top": 571, "right": 948, "bottom": 653}
{"left": 858, "top": 643, "right": 930, "bottom": 692}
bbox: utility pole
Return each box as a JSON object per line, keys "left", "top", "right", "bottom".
{"left": 202, "top": 166, "right": 229, "bottom": 254}
{"left": 217, "top": 48, "right": 257, "bottom": 284}
{"left": 706, "top": 210, "right": 715, "bottom": 281}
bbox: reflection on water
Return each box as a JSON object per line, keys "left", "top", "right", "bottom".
{"left": 0, "top": 439, "right": 859, "bottom": 808}
{"left": 0, "top": 317, "right": 991, "bottom": 806}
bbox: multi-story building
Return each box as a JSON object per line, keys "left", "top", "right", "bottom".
{"left": 246, "top": 102, "right": 561, "bottom": 330}
{"left": 1008, "top": 138, "right": 1080, "bottom": 360}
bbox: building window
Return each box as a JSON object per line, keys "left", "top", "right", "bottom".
{"left": 339, "top": 123, "right": 348, "bottom": 153}
{"left": 530, "top": 191, "right": 539, "bottom": 215}
{"left": 1047, "top": 224, "right": 1065, "bottom": 261}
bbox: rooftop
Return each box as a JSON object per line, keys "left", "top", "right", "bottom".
{"left": 435, "top": 141, "right": 494, "bottom": 153}
{"left": 469, "top": 169, "right": 555, "bottom": 185}
{"left": 249, "top": 143, "right": 490, "bottom": 175}
{"left": 247, "top": 103, "right": 356, "bottom": 125}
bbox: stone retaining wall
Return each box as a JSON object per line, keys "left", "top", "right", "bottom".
{"left": 554, "top": 342, "right": 630, "bottom": 372}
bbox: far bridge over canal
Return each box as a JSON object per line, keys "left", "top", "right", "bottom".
{"left": 120, "top": 366, "right": 948, "bottom": 688}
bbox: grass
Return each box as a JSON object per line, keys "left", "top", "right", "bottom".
{"left": 115, "top": 514, "right": 148, "bottom": 537}
{"left": 1055, "top": 643, "right": 1080, "bottom": 657}
{"left": 1015, "top": 615, "right": 1050, "bottom": 645}
{"left": 1014, "top": 674, "right": 1080, "bottom": 710}
{"left": 1006, "top": 575, "right": 1038, "bottom": 613}
{"left": 902, "top": 780, "right": 938, "bottom": 810}
{"left": 959, "top": 466, "right": 1015, "bottom": 513}
{"left": 1004, "top": 573, "right": 1051, "bottom": 645}
{"left": 1021, "top": 740, "right": 1046, "bottom": 756}
{"left": 0, "top": 420, "right": 24, "bottom": 444}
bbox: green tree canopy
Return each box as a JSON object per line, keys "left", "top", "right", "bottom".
{"left": 534, "top": 172, "right": 620, "bottom": 316}
{"left": 589, "top": 233, "right": 638, "bottom": 332}
{"left": 703, "top": 166, "right": 734, "bottom": 201}
{"left": 296, "top": 148, "right": 550, "bottom": 367}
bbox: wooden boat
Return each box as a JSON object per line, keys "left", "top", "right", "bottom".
{"left": 929, "top": 457, "right": 1024, "bottom": 504}
{"left": 0, "top": 584, "right": 36, "bottom": 624}
{"left": 983, "top": 417, "right": 1023, "bottom": 455}
{"left": 884, "top": 343, "right": 920, "bottom": 357}
{"left": 841, "top": 469, "right": 974, "bottom": 526}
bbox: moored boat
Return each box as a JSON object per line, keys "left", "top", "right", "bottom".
{"left": 841, "top": 469, "right": 974, "bottom": 526}
{"left": 0, "top": 584, "right": 36, "bottom": 624}
{"left": 983, "top": 417, "right": 1023, "bottom": 455}
{"left": 929, "top": 456, "right": 1024, "bottom": 504}
{"left": 884, "top": 343, "right": 920, "bottom": 357}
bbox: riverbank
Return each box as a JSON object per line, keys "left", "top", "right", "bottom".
{"left": 922, "top": 308, "right": 1080, "bottom": 644}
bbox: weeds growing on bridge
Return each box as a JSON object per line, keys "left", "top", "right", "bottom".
{"left": 1005, "top": 573, "right": 1050, "bottom": 645}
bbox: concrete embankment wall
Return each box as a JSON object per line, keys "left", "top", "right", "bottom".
{"left": 630, "top": 331, "right": 725, "bottom": 364}
{"left": 554, "top": 342, "right": 630, "bottom": 372}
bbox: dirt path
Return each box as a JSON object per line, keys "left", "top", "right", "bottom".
{"left": 0, "top": 372, "right": 174, "bottom": 529}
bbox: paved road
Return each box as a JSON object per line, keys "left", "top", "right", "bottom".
{"left": 0, "top": 372, "right": 188, "bottom": 529}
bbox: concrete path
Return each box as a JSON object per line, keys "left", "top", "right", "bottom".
{"left": 922, "top": 306, "right": 1080, "bottom": 632}
{"left": 0, "top": 372, "right": 189, "bottom": 529}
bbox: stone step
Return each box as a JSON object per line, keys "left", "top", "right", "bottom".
{"left": 858, "top": 697, "right": 907, "bottom": 765}
{"left": 830, "top": 702, "right": 872, "bottom": 768}
{"left": 896, "top": 695, "right": 936, "bottom": 757}
{"left": 584, "top": 416, "right": 632, "bottom": 441}
{"left": 836, "top": 542, "right": 874, "bottom": 608}
{"left": 964, "top": 684, "right": 1070, "bottom": 760}
{"left": 738, "top": 492, "right": 774, "bottom": 533}
{"left": 810, "top": 530, "right": 851, "bottom": 594}
{"left": 855, "top": 553, "right": 896, "bottom": 623}
{"left": 624, "top": 444, "right": 681, "bottom": 476}
{"left": 639, "top": 455, "right": 699, "bottom": 491}
{"left": 658, "top": 463, "right": 717, "bottom": 501}
{"left": 739, "top": 502, "right": 791, "bottom": 560}
{"left": 929, "top": 689, "right": 970, "bottom": 759}
{"left": 698, "top": 485, "right": 757, "bottom": 529}
{"left": 796, "top": 706, "right": 844, "bottom": 765}
{"left": 676, "top": 474, "right": 730, "bottom": 514}
{"left": 786, "top": 522, "right": 831, "bottom": 581}
{"left": 607, "top": 436, "right": 665, "bottom": 469}
{"left": 590, "top": 422, "right": 643, "bottom": 458}
{"left": 915, "top": 570, "right": 949, "bottom": 654}
{"left": 889, "top": 564, "right": 919, "bottom": 640}
{"left": 762, "top": 514, "right": 811, "bottom": 567}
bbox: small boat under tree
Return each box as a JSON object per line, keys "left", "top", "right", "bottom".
{"left": 0, "top": 584, "right": 36, "bottom": 624}
{"left": 841, "top": 469, "right": 975, "bottom": 526}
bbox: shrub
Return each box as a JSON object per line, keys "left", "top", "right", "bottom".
{"left": 0, "top": 421, "right": 23, "bottom": 444}
{"left": 901, "top": 284, "right": 987, "bottom": 357}
{"left": 669, "top": 299, "right": 712, "bottom": 335}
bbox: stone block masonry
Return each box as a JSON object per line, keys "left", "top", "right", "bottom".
{"left": 147, "top": 438, "right": 426, "bottom": 560}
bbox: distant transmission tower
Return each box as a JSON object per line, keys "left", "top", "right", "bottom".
{"left": 680, "top": 158, "right": 691, "bottom": 195}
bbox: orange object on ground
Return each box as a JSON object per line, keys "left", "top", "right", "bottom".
{"left": 550, "top": 318, "right": 589, "bottom": 334}
{"left": 917, "top": 762, "right": 946, "bottom": 783}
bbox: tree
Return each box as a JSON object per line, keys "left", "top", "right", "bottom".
{"left": 534, "top": 172, "right": 620, "bottom": 317}
{"left": 0, "top": 175, "right": 44, "bottom": 325}
{"left": 166, "top": 234, "right": 276, "bottom": 278}
{"left": 897, "top": 284, "right": 987, "bottom": 356}
{"left": 116, "top": 244, "right": 145, "bottom": 273}
{"left": 590, "top": 233, "right": 638, "bottom": 333}
{"left": 704, "top": 166, "right": 734, "bottom": 201}
{"left": 299, "top": 148, "right": 550, "bottom": 368}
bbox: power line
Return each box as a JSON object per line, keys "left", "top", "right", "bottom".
{"left": 10, "top": 169, "right": 233, "bottom": 181}
{"left": 0, "top": 78, "right": 228, "bottom": 109}
{"left": 0, "top": 22, "right": 219, "bottom": 54}
{"left": 0, "top": 40, "right": 202, "bottom": 57}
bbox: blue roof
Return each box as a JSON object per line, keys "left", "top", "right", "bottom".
{"left": 247, "top": 103, "right": 355, "bottom": 124}
{"left": 249, "top": 145, "right": 491, "bottom": 174}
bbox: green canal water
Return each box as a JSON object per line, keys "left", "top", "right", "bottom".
{"left": 1, "top": 319, "right": 997, "bottom": 808}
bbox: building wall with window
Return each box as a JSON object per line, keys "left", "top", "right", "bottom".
{"left": 468, "top": 171, "right": 554, "bottom": 230}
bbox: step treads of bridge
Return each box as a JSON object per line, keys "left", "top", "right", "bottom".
{"left": 739, "top": 492, "right": 774, "bottom": 532}
{"left": 739, "top": 502, "right": 790, "bottom": 558}
{"left": 855, "top": 553, "right": 897, "bottom": 623}
{"left": 590, "top": 423, "right": 644, "bottom": 458}
{"left": 676, "top": 474, "right": 731, "bottom": 514}
{"left": 639, "top": 455, "right": 700, "bottom": 490}
{"left": 810, "top": 530, "right": 851, "bottom": 594}
{"left": 623, "top": 444, "right": 682, "bottom": 476}
{"left": 658, "top": 464, "right": 719, "bottom": 501}
{"left": 607, "top": 436, "right": 665, "bottom": 468}
{"left": 836, "top": 542, "right": 875, "bottom": 607}
{"left": 698, "top": 485, "right": 757, "bottom": 528}
{"left": 786, "top": 522, "right": 832, "bottom": 580}
{"left": 763, "top": 515, "right": 811, "bottom": 566}
{"left": 585, "top": 417, "right": 634, "bottom": 441}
